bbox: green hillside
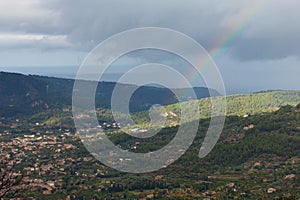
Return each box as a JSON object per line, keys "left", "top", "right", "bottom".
{"left": 2, "top": 101, "right": 300, "bottom": 199}
{"left": 40, "top": 90, "right": 300, "bottom": 129}
{"left": 132, "top": 90, "right": 300, "bottom": 126}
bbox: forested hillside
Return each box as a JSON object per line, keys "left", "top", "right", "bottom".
{"left": 0, "top": 72, "right": 215, "bottom": 116}
{"left": 1, "top": 102, "right": 299, "bottom": 199}
{"left": 131, "top": 90, "right": 300, "bottom": 126}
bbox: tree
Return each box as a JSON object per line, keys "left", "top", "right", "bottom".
{"left": 0, "top": 159, "right": 24, "bottom": 198}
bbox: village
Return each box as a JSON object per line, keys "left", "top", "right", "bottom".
{"left": 0, "top": 117, "right": 113, "bottom": 196}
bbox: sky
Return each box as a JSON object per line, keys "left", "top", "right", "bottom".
{"left": 0, "top": 0, "right": 300, "bottom": 94}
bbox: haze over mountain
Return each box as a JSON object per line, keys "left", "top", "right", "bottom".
{"left": 1, "top": 64, "right": 300, "bottom": 95}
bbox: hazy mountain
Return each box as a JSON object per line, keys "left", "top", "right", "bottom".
{"left": 0, "top": 71, "right": 218, "bottom": 116}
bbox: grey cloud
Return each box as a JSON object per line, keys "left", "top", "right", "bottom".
{"left": 1, "top": 0, "right": 300, "bottom": 61}
{"left": 37, "top": 0, "right": 236, "bottom": 50}
{"left": 230, "top": 1, "right": 300, "bottom": 60}
{"left": 232, "top": 37, "right": 300, "bottom": 61}
{"left": 0, "top": 1, "right": 61, "bottom": 35}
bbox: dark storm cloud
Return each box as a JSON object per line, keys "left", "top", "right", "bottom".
{"left": 42, "top": 0, "right": 232, "bottom": 50}
{"left": 230, "top": 1, "right": 300, "bottom": 60}
{"left": 1, "top": 0, "right": 300, "bottom": 61}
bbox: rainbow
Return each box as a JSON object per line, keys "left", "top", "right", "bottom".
{"left": 188, "top": 0, "right": 270, "bottom": 87}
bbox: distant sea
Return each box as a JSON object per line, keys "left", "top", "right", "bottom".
{"left": 0, "top": 66, "right": 124, "bottom": 82}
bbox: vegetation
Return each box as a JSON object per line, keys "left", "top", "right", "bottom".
{"left": 0, "top": 71, "right": 214, "bottom": 117}
{"left": 0, "top": 159, "right": 24, "bottom": 198}
{"left": 132, "top": 90, "right": 300, "bottom": 126}
{"left": 0, "top": 72, "right": 300, "bottom": 199}
{"left": 0, "top": 102, "right": 299, "bottom": 199}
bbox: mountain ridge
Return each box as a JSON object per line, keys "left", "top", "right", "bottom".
{"left": 0, "top": 71, "right": 218, "bottom": 116}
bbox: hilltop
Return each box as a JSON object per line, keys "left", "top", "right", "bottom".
{"left": 131, "top": 90, "right": 300, "bottom": 127}
{"left": 0, "top": 71, "right": 217, "bottom": 116}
